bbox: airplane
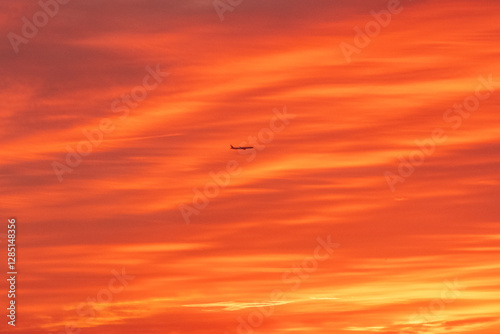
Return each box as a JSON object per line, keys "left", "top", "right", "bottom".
{"left": 230, "top": 145, "right": 254, "bottom": 150}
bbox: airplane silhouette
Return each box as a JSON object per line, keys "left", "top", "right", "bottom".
{"left": 230, "top": 145, "right": 254, "bottom": 150}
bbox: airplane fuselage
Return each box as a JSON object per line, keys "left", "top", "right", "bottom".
{"left": 230, "top": 145, "right": 254, "bottom": 150}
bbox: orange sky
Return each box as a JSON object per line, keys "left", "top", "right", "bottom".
{"left": 1, "top": 0, "right": 500, "bottom": 333}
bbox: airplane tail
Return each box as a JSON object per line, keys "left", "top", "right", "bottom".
{"left": 230, "top": 145, "right": 234, "bottom": 149}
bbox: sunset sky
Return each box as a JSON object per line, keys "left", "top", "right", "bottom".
{"left": 2, "top": 0, "right": 500, "bottom": 333}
